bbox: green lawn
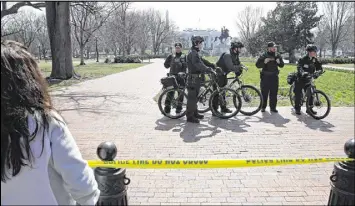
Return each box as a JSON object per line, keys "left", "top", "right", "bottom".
{"left": 202, "top": 57, "right": 354, "bottom": 107}
{"left": 39, "top": 60, "right": 148, "bottom": 90}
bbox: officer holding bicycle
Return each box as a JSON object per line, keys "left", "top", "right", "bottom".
{"left": 186, "top": 36, "right": 216, "bottom": 123}
{"left": 256, "top": 41, "right": 284, "bottom": 113}
{"left": 213, "top": 41, "right": 245, "bottom": 114}
{"left": 294, "top": 44, "right": 323, "bottom": 115}
{"left": 163, "top": 42, "right": 187, "bottom": 114}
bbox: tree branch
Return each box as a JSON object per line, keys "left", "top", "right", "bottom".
{"left": 1, "top": 2, "right": 45, "bottom": 19}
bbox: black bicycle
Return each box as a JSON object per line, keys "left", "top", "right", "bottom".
{"left": 289, "top": 70, "right": 331, "bottom": 120}
{"left": 226, "top": 66, "right": 263, "bottom": 116}
{"left": 158, "top": 72, "right": 242, "bottom": 119}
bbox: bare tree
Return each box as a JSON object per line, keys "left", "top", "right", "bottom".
{"left": 112, "top": 2, "right": 132, "bottom": 56}
{"left": 314, "top": 18, "right": 329, "bottom": 58}
{"left": 124, "top": 11, "right": 140, "bottom": 55}
{"left": 70, "top": 2, "right": 121, "bottom": 65}
{"left": 147, "top": 9, "right": 177, "bottom": 55}
{"left": 1, "top": 1, "right": 45, "bottom": 20}
{"left": 1, "top": 15, "right": 21, "bottom": 37}
{"left": 2, "top": 11, "right": 41, "bottom": 48}
{"left": 46, "top": 1, "right": 75, "bottom": 80}
{"left": 35, "top": 14, "right": 50, "bottom": 60}
{"left": 135, "top": 11, "right": 152, "bottom": 55}
{"left": 323, "top": 2, "right": 353, "bottom": 57}
{"left": 235, "top": 5, "right": 264, "bottom": 57}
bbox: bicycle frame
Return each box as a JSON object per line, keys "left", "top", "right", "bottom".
{"left": 199, "top": 73, "right": 224, "bottom": 97}
{"left": 297, "top": 71, "right": 324, "bottom": 104}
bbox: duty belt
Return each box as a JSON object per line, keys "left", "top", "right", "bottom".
{"left": 189, "top": 74, "right": 203, "bottom": 78}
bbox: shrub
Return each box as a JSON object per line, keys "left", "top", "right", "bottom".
{"left": 319, "top": 57, "right": 355, "bottom": 64}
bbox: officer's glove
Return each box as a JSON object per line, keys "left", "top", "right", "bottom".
{"left": 314, "top": 72, "right": 321, "bottom": 79}
{"left": 276, "top": 59, "right": 280, "bottom": 64}
{"left": 210, "top": 69, "right": 217, "bottom": 76}
{"left": 241, "top": 65, "right": 248, "bottom": 71}
{"left": 301, "top": 72, "right": 310, "bottom": 78}
{"left": 264, "top": 58, "right": 271, "bottom": 64}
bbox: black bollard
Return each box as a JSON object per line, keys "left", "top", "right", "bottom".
{"left": 94, "top": 142, "right": 130, "bottom": 206}
{"left": 328, "top": 138, "right": 355, "bottom": 206}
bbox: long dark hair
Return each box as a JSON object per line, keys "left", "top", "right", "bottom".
{"left": 1, "top": 40, "right": 53, "bottom": 182}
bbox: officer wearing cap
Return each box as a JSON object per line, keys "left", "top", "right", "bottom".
{"left": 186, "top": 36, "right": 216, "bottom": 123}
{"left": 163, "top": 42, "right": 187, "bottom": 114}
{"left": 256, "top": 41, "right": 284, "bottom": 113}
{"left": 294, "top": 44, "right": 323, "bottom": 115}
{"left": 212, "top": 41, "right": 245, "bottom": 114}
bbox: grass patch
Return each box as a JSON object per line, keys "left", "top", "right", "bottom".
{"left": 39, "top": 60, "right": 148, "bottom": 90}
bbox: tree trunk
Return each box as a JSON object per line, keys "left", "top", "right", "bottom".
{"left": 288, "top": 49, "right": 296, "bottom": 63}
{"left": 96, "top": 38, "right": 99, "bottom": 62}
{"left": 86, "top": 46, "right": 91, "bottom": 60}
{"left": 332, "top": 44, "right": 337, "bottom": 57}
{"left": 42, "top": 48, "right": 47, "bottom": 59}
{"left": 46, "top": 1, "right": 74, "bottom": 80}
{"left": 79, "top": 44, "right": 85, "bottom": 65}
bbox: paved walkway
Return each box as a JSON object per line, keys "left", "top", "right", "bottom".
{"left": 51, "top": 59, "right": 354, "bottom": 205}
{"left": 323, "top": 64, "right": 354, "bottom": 71}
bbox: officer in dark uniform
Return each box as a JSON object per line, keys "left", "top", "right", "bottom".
{"left": 256, "top": 42, "right": 284, "bottom": 113}
{"left": 186, "top": 36, "right": 216, "bottom": 123}
{"left": 294, "top": 44, "right": 323, "bottom": 115}
{"left": 212, "top": 41, "right": 245, "bottom": 114}
{"left": 163, "top": 42, "right": 187, "bottom": 114}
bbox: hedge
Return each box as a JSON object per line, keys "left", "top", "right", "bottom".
{"left": 319, "top": 57, "right": 355, "bottom": 64}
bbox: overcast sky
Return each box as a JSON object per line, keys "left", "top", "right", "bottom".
{"left": 10, "top": 2, "right": 278, "bottom": 37}
{"left": 131, "top": 2, "right": 277, "bottom": 36}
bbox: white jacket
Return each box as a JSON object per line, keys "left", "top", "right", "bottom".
{"left": 1, "top": 111, "right": 100, "bottom": 205}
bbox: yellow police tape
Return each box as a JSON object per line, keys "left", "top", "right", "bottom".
{"left": 87, "top": 157, "right": 354, "bottom": 169}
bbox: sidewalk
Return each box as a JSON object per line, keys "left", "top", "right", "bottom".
{"left": 51, "top": 59, "right": 354, "bottom": 205}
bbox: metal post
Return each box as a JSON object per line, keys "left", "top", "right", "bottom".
{"left": 94, "top": 142, "right": 130, "bottom": 206}
{"left": 328, "top": 138, "right": 355, "bottom": 205}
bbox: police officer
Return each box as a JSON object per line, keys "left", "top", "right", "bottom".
{"left": 256, "top": 42, "right": 284, "bottom": 113}
{"left": 212, "top": 41, "right": 245, "bottom": 114}
{"left": 294, "top": 44, "right": 323, "bottom": 115}
{"left": 163, "top": 42, "right": 187, "bottom": 114}
{"left": 186, "top": 36, "right": 216, "bottom": 123}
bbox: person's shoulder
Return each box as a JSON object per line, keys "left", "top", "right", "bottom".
{"left": 47, "top": 110, "right": 68, "bottom": 133}
{"left": 299, "top": 55, "right": 308, "bottom": 61}
{"left": 257, "top": 53, "right": 266, "bottom": 59}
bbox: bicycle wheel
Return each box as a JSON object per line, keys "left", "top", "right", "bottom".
{"left": 158, "top": 87, "right": 187, "bottom": 119}
{"left": 306, "top": 89, "right": 331, "bottom": 120}
{"left": 237, "top": 85, "right": 263, "bottom": 116}
{"left": 289, "top": 84, "right": 296, "bottom": 108}
{"left": 197, "top": 85, "right": 213, "bottom": 113}
{"left": 209, "top": 88, "right": 242, "bottom": 119}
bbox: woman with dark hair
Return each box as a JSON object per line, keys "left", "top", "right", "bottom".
{"left": 1, "top": 40, "right": 100, "bottom": 205}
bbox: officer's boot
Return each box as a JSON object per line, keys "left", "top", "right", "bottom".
{"left": 221, "top": 106, "right": 232, "bottom": 113}
{"left": 176, "top": 106, "right": 182, "bottom": 114}
{"left": 164, "top": 106, "right": 171, "bottom": 114}
{"left": 194, "top": 112, "right": 204, "bottom": 120}
{"left": 295, "top": 107, "right": 301, "bottom": 115}
{"left": 187, "top": 117, "right": 200, "bottom": 123}
{"left": 306, "top": 108, "right": 317, "bottom": 115}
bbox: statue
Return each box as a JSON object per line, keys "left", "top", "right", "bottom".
{"left": 214, "top": 26, "right": 231, "bottom": 44}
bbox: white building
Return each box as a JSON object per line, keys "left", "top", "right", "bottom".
{"left": 178, "top": 28, "right": 222, "bottom": 50}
